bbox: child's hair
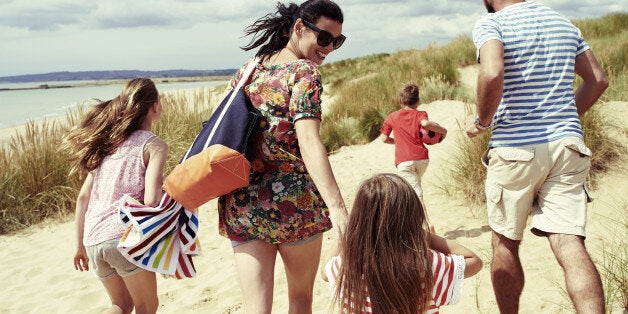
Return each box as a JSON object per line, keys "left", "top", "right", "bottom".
{"left": 64, "top": 78, "right": 159, "bottom": 173}
{"left": 399, "top": 83, "right": 419, "bottom": 107}
{"left": 241, "top": 0, "right": 343, "bottom": 62}
{"left": 334, "top": 173, "right": 433, "bottom": 314}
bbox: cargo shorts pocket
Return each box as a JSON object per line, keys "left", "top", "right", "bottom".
{"left": 563, "top": 138, "right": 592, "bottom": 157}
{"left": 487, "top": 146, "right": 535, "bottom": 189}
{"left": 485, "top": 183, "right": 505, "bottom": 223}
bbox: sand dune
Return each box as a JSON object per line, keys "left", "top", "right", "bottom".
{"left": 1, "top": 69, "right": 626, "bottom": 313}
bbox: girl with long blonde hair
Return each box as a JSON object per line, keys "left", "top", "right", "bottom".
{"left": 65, "top": 78, "right": 168, "bottom": 314}
{"left": 323, "top": 173, "right": 482, "bottom": 313}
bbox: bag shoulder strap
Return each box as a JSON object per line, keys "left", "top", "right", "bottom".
{"left": 201, "top": 58, "right": 258, "bottom": 149}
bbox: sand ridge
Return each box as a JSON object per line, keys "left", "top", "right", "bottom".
{"left": 0, "top": 68, "right": 626, "bottom": 313}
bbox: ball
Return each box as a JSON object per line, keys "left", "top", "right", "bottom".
{"left": 419, "top": 127, "right": 443, "bottom": 145}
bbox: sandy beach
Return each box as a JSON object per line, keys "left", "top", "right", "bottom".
{"left": 0, "top": 68, "right": 626, "bottom": 313}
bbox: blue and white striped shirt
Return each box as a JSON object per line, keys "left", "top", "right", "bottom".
{"left": 472, "top": 1, "right": 590, "bottom": 147}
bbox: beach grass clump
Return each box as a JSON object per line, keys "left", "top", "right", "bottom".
{"left": 441, "top": 12, "right": 627, "bottom": 209}
{"left": 441, "top": 107, "right": 491, "bottom": 213}
{"left": 442, "top": 105, "right": 626, "bottom": 212}
{"left": 595, "top": 198, "right": 628, "bottom": 310}
{"left": 319, "top": 35, "right": 475, "bottom": 152}
{"left": 152, "top": 88, "right": 216, "bottom": 174}
{"left": 575, "top": 13, "right": 628, "bottom": 101}
{"left": 0, "top": 88, "right": 215, "bottom": 235}
{"left": 0, "top": 120, "right": 79, "bottom": 234}
{"left": 580, "top": 105, "right": 627, "bottom": 188}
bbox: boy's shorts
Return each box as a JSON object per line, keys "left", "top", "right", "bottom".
{"left": 396, "top": 159, "right": 429, "bottom": 197}
{"left": 482, "top": 137, "right": 592, "bottom": 240}
{"left": 86, "top": 239, "right": 142, "bottom": 280}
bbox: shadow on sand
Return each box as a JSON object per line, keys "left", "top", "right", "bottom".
{"left": 443, "top": 225, "right": 492, "bottom": 239}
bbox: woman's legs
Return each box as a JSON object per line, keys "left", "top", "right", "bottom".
{"left": 278, "top": 236, "right": 323, "bottom": 314}
{"left": 233, "top": 240, "right": 279, "bottom": 314}
{"left": 122, "top": 270, "right": 159, "bottom": 314}
{"left": 101, "top": 275, "right": 134, "bottom": 314}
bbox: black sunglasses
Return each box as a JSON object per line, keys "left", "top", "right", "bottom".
{"left": 301, "top": 19, "right": 346, "bottom": 50}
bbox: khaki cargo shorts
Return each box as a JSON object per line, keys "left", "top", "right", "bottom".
{"left": 396, "top": 159, "right": 430, "bottom": 197}
{"left": 482, "top": 137, "right": 592, "bottom": 240}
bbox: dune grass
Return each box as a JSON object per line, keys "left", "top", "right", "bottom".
{"left": 319, "top": 35, "right": 476, "bottom": 152}
{"left": 0, "top": 88, "right": 216, "bottom": 234}
{"left": 0, "top": 120, "right": 79, "bottom": 233}
{"left": 595, "top": 197, "right": 628, "bottom": 311}
{"left": 441, "top": 13, "right": 628, "bottom": 208}
{"left": 1, "top": 13, "right": 625, "bottom": 238}
{"left": 574, "top": 12, "right": 628, "bottom": 102}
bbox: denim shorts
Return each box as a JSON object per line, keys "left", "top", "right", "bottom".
{"left": 482, "top": 137, "right": 592, "bottom": 240}
{"left": 86, "top": 239, "right": 142, "bottom": 280}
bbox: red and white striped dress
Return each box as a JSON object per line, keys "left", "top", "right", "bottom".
{"left": 325, "top": 250, "right": 465, "bottom": 313}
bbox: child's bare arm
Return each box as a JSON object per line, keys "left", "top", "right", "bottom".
{"left": 74, "top": 173, "right": 93, "bottom": 272}
{"left": 379, "top": 133, "right": 394, "bottom": 144}
{"left": 144, "top": 137, "right": 168, "bottom": 207}
{"left": 321, "top": 240, "right": 341, "bottom": 282}
{"left": 421, "top": 120, "right": 448, "bottom": 138}
{"left": 428, "top": 233, "right": 482, "bottom": 277}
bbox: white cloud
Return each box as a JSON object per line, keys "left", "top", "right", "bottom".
{"left": 0, "top": 0, "right": 624, "bottom": 76}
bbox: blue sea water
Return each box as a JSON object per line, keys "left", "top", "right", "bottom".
{"left": 0, "top": 80, "right": 228, "bottom": 129}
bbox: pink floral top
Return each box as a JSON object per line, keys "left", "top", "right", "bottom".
{"left": 83, "top": 130, "right": 156, "bottom": 246}
{"left": 218, "top": 59, "right": 332, "bottom": 244}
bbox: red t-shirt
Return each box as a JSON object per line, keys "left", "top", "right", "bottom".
{"left": 381, "top": 109, "right": 429, "bottom": 165}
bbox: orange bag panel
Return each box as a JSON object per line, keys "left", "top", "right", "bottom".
{"left": 163, "top": 145, "right": 251, "bottom": 210}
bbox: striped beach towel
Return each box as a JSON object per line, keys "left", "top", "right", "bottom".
{"left": 117, "top": 193, "right": 200, "bottom": 279}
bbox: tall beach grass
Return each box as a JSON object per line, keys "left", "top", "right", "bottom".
{"left": 0, "top": 87, "right": 217, "bottom": 234}
{"left": 319, "top": 35, "right": 476, "bottom": 152}
{"left": 1, "top": 13, "right": 626, "bottom": 238}
{"left": 443, "top": 12, "right": 628, "bottom": 208}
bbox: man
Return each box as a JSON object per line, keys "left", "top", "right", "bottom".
{"left": 465, "top": 0, "right": 609, "bottom": 313}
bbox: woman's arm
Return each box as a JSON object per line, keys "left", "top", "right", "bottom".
{"left": 295, "top": 118, "right": 348, "bottom": 235}
{"left": 143, "top": 137, "right": 168, "bottom": 207}
{"left": 428, "top": 233, "right": 482, "bottom": 277}
{"left": 74, "top": 173, "right": 93, "bottom": 271}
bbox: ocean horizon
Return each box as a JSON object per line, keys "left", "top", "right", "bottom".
{"left": 0, "top": 79, "right": 228, "bottom": 129}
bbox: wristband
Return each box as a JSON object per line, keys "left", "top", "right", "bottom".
{"left": 474, "top": 114, "right": 492, "bottom": 130}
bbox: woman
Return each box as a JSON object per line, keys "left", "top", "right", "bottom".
{"left": 217, "top": 0, "right": 348, "bottom": 312}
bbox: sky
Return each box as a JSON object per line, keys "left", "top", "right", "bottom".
{"left": 0, "top": 0, "right": 624, "bottom": 77}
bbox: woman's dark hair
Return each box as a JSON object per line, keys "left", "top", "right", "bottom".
{"left": 241, "top": 0, "right": 343, "bottom": 61}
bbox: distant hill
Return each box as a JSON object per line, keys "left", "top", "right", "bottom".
{"left": 0, "top": 69, "right": 238, "bottom": 83}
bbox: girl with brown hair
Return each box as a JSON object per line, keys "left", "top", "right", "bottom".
{"left": 323, "top": 173, "right": 482, "bottom": 313}
{"left": 66, "top": 78, "right": 167, "bottom": 314}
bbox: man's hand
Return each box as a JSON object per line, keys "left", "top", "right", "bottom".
{"left": 465, "top": 114, "right": 487, "bottom": 138}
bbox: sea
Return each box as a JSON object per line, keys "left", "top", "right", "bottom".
{"left": 0, "top": 79, "right": 228, "bottom": 129}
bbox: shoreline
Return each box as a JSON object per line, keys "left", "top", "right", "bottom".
{"left": 0, "top": 82, "right": 228, "bottom": 145}
{"left": 0, "top": 75, "right": 232, "bottom": 92}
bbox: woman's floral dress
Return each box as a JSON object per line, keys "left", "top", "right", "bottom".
{"left": 217, "top": 59, "right": 332, "bottom": 244}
